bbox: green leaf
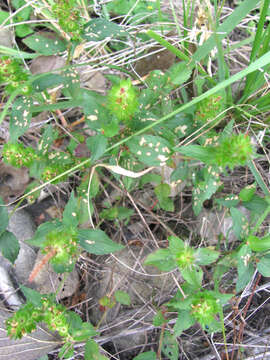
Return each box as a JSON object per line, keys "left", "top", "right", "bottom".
{"left": 22, "top": 35, "right": 66, "bottom": 55}
{"left": 128, "top": 135, "right": 171, "bottom": 166}
{"left": 173, "top": 311, "right": 195, "bottom": 336}
{"left": 86, "top": 134, "right": 108, "bottom": 162}
{"left": 215, "top": 195, "right": 240, "bottom": 208}
{"left": 114, "top": 290, "right": 131, "bottom": 305}
{"left": 26, "top": 221, "right": 61, "bottom": 247}
{"left": 62, "top": 191, "right": 79, "bottom": 228}
{"left": 176, "top": 145, "right": 215, "bottom": 164}
{"left": 83, "top": 18, "right": 127, "bottom": 41}
{"left": 195, "top": 247, "right": 219, "bottom": 265}
{"left": 20, "top": 285, "right": 43, "bottom": 307}
{"left": 144, "top": 248, "right": 176, "bottom": 272}
{"left": 0, "top": 197, "right": 9, "bottom": 233}
{"left": 78, "top": 229, "right": 124, "bottom": 255}
{"left": 10, "top": 96, "right": 32, "bottom": 142}
{"left": 153, "top": 310, "right": 167, "bottom": 326}
{"left": 239, "top": 183, "right": 256, "bottom": 202}
{"left": 15, "top": 24, "right": 33, "bottom": 38}
{"left": 230, "top": 207, "right": 249, "bottom": 240}
{"left": 181, "top": 266, "right": 203, "bottom": 288}
{"left": 193, "top": 167, "right": 221, "bottom": 216}
{"left": 154, "top": 183, "right": 174, "bottom": 211}
{"left": 37, "top": 124, "right": 56, "bottom": 156}
{"left": 0, "top": 230, "right": 19, "bottom": 264}
{"left": 257, "top": 255, "right": 270, "bottom": 277}
{"left": 32, "top": 74, "right": 67, "bottom": 92}
{"left": 236, "top": 244, "right": 254, "bottom": 292}
{"left": 133, "top": 351, "right": 157, "bottom": 360}
{"left": 168, "top": 62, "right": 192, "bottom": 85}
{"left": 100, "top": 207, "right": 133, "bottom": 221}
{"left": 168, "top": 236, "right": 185, "bottom": 254}
{"left": 85, "top": 339, "right": 108, "bottom": 360}
{"left": 161, "top": 331, "right": 179, "bottom": 360}
{"left": 247, "top": 234, "right": 270, "bottom": 252}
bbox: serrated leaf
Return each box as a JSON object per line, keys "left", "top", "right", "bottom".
{"left": 26, "top": 221, "right": 61, "bottom": 247}
{"left": 10, "top": 96, "right": 32, "bottom": 142}
{"left": 86, "top": 134, "right": 108, "bottom": 161}
{"left": 22, "top": 35, "right": 66, "bottom": 55}
{"left": 114, "top": 290, "right": 131, "bottom": 305}
{"left": 0, "top": 198, "right": 9, "bottom": 233}
{"left": 181, "top": 266, "right": 203, "bottom": 288}
{"left": 168, "top": 236, "right": 185, "bottom": 254}
{"left": 128, "top": 135, "right": 171, "bottom": 166}
{"left": 173, "top": 311, "right": 195, "bottom": 336}
{"left": 78, "top": 229, "right": 124, "bottom": 255}
{"left": 195, "top": 247, "right": 219, "bottom": 265}
{"left": 62, "top": 192, "right": 79, "bottom": 228}
{"left": 168, "top": 62, "right": 192, "bottom": 85}
{"left": 0, "top": 230, "right": 19, "bottom": 264}
{"left": 83, "top": 18, "right": 127, "bottom": 41}
{"left": 144, "top": 248, "right": 176, "bottom": 272}
{"left": 20, "top": 285, "right": 43, "bottom": 306}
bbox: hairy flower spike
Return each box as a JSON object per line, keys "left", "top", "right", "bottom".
{"left": 107, "top": 79, "right": 139, "bottom": 123}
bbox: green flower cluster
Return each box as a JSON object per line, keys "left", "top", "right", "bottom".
{"left": 6, "top": 297, "right": 71, "bottom": 340}
{"left": 6, "top": 302, "right": 43, "bottom": 339}
{"left": 107, "top": 79, "right": 139, "bottom": 123}
{"left": 2, "top": 143, "right": 38, "bottom": 168}
{"left": 175, "top": 247, "right": 195, "bottom": 269}
{"left": 52, "top": 0, "right": 84, "bottom": 41}
{"left": 214, "top": 133, "right": 254, "bottom": 169}
{"left": 191, "top": 291, "right": 220, "bottom": 329}
{"left": 43, "top": 227, "right": 79, "bottom": 269}
{"left": 2, "top": 142, "right": 75, "bottom": 183}
{"left": 0, "top": 56, "right": 31, "bottom": 95}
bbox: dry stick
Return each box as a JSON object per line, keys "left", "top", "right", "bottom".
{"left": 236, "top": 273, "right": 262, "bottom": 359}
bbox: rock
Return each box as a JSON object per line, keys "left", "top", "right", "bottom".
{"left": 196, "top": 206, "right": 250, "bottom": 245}
{"left": 0, "top": 28, "right": 13, "bottom": 48}
{"left": 31, "top": 250, "right": 80, "bottom": 300}
{"left": 7, "top": 208, "right": 37, "bottom": 285}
